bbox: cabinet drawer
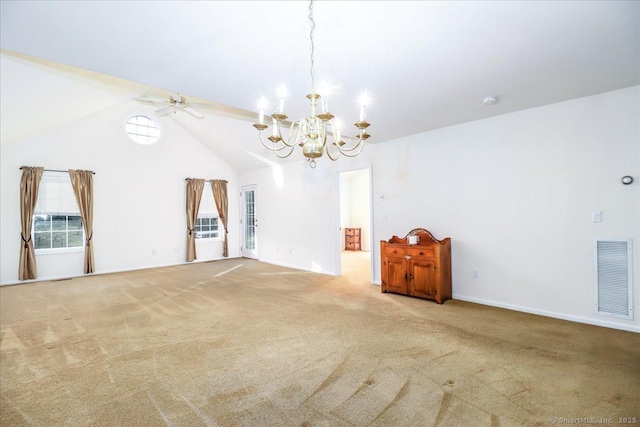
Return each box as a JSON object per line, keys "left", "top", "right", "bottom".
{"left": 383, "top": 245, "right": 407, "bottom": 256}
{"left": 407, "top": 247, "right": 434, "bottom": 258}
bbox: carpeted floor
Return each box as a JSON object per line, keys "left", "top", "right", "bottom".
{"left": 1, "top": 252, "right": 639, "bottom": 426}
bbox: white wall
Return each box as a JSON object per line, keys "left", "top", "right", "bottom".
{"left": 239, "top": 160, "right": 337, "bottom": 274}
{"left": 240, "top": 86, "right": 640, "bottom": 332}
{"left": 0, "top": 101, "right": 240, "bottom": 284}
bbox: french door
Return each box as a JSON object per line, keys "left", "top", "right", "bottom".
{"left": 241, "top": 185, "right": 258, "bottom": 259}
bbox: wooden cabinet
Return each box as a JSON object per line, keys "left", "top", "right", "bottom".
{"left": 345, "top": 228, "right": 361, "bottom": 251}
{"left": 380, "top": 228, "right": 452, "bottom": 304}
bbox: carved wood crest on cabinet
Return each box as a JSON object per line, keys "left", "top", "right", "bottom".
{"left": 380, "top": 228, "right": 452, "bottom": 304}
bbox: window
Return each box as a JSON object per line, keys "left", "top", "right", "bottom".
{"left": 125, "top": 114, "right": 160, "bottom": 145}
{"left": 33, "top": 172, "right": 84, "bottom": 251}
{"left": 195, "top": 216, "right": 219, "bottom": 239}
{"left": 195, "top": 182, "right": 220, "bottom": 240}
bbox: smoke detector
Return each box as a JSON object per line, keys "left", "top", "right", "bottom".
{"left": 483, "top": 96, "right": 498, "bottom": 106}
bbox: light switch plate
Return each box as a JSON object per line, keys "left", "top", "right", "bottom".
{"left": 592, "top": 211, "right": 602, "bottom": 222}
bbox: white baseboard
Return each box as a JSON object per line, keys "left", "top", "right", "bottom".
{"left": 453, "top": 294, "right": 639, "bottom": 333}
{"left": 0, "top": 256, "right": 241, "bottom": 287}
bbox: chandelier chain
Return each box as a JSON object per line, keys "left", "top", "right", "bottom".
{"left": 308, "top": 0, "right": 315, "bottom": 91}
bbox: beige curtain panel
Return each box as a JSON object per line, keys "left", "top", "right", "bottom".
{"left": 69, "top": 169, "right": 95, "bottom": 274}
{"left": 19, "top": 166, "right": 44, "bottom": 280}
{"left": 211, "top": 180, "right": 229, "bottom": 257}
{"left": 186, "top": 178, "right": 205, "bottom": 262}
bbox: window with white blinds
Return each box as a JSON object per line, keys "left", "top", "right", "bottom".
{"left": 195, "top": 182, "right": 220, "bottom": 240}
{"left": 33, "top": 171, "right": 84, "bottom": 251}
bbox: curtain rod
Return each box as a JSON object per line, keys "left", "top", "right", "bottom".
{"left": 185, "top": 178, "right": 228, "bottom": 183}
{"left": 20, "top": 167, "right": 95, "bottom": 174}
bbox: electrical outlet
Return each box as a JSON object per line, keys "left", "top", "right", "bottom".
{"left": 381, "top": 215, "right": 388, "bottom": 222}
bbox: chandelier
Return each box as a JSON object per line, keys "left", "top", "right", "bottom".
{"left": 253, "top": 0, "right": 371, "bottom": 168}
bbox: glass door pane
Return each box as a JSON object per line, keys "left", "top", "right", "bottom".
{"left": 241, "top": 186, "right": 257, "bottom": 258}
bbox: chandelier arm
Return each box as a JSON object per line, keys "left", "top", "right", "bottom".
{"left": 335, "top": 139, "right": 365, "bottom": 152}
{"left": 277, "top": 120, "right": 303, "bottom": 148}
{"left": 273, "top": 144, "right": 296, "bottom": 159}
{"left": 326, "top": 143, "right": 341, "bottom": 161}
{"left": 258, "top": 132, "right": 295, "bottom": 152}
{"left": 335, "top": 140, "right": 366, "bottom": 157}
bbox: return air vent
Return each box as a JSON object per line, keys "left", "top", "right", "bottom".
{"left": 595, "top": 240, "right": 633, "bottom": 319}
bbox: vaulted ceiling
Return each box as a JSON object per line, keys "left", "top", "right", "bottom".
{"left": 1, "top": 1, "right": 639, "bottom": 172}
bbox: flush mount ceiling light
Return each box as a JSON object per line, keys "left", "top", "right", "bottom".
{"left": 252, "top": 0, "right": 371, "bottom": 168}
{"left": 483, "top": 96, "right": 499, "bottom": 106}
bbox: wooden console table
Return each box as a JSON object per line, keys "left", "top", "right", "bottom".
{"left": 380, "top": 228, "right": 452, "bottom": 304}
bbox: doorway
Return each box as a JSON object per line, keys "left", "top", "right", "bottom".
{"left": 337, "top": 168, "right": 373, "bottom": 281}
{"left": 240, "top": 185, "right": 258, "bottom": 259}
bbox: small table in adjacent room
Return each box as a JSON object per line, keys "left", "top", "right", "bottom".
{"left": 345, "top": 227, "right": 361, "bottom": 251}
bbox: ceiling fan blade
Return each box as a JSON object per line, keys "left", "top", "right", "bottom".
{"left": 155, "top": 105, "right": 175, "bottom": 115}
{"left": 136, "top": 96, "right": 168, "bottom": 104}
{"left": 184, "top": 106, "right": 204, "bottom": 118}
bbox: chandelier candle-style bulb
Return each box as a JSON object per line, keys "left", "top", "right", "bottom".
{"left": 253, "top": 96, "right": 268, "bottom": 130}
{"left": 277, "top": 85, "right": 286, "bottom": 114}
{"left": 252, "top": 0, "right": 371, "bottom": 166}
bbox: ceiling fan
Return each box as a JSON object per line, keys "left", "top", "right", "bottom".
{"left": 135, "top": 93, "right": 215, "bottom": 118}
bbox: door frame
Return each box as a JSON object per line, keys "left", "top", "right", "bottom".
{"left": 334, "top": 165, "right": 375, "bottom": 282}
{"left": 240, "top": 184, "right": 258, "bottom": 259}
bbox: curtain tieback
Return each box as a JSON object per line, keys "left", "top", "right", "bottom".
{"left": 21, "top": 233, "right": 32, "bottom": 249}
{"left": 188, "top": 228, "right": 194, "bottom": 235}
{"left": 86, "top": 233, "right": 93, "bottom": 247}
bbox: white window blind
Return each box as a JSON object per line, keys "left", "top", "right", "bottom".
{"left": 35, "top": 171, "right": 79, "bottom": 215}
{"left": 195, "top": 182, "right": 220, "bottom": 239}
{"left": 199, "top": 182, "right": 218, "bottom": 215}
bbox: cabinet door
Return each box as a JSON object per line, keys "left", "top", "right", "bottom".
{"left": 382, "top": 257, "right": 407, "bottom": 294}
{"left": 409, "top": 259, "right": 436, "bottom": 299}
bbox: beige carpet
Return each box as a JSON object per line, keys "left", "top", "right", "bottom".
{"left": 1, "top": 252, "right": 639, "bottom": 426}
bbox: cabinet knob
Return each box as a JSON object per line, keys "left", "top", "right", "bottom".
{"left": 419, "top": 251, "right": 424, "bottom": 255}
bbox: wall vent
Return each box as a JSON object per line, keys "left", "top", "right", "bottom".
{"left": 595, "top": 240, "right": 633, "bottom": 319}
